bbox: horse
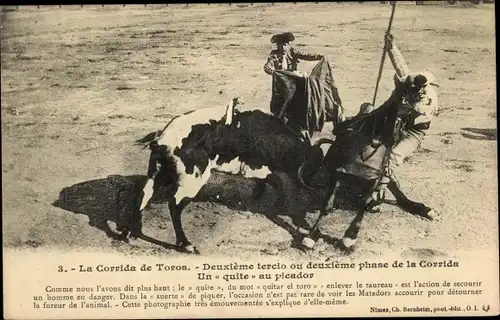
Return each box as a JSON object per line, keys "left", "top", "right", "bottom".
{"left": 296, "top": 93, "right": 438, "bottom": 252}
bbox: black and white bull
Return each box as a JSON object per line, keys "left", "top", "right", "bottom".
{"left": 125, "top": 98, "right": 330, "bottom": 253}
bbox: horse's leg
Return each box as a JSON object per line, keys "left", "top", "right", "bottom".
{"left": 338, "top": 188, "right": 374, "bottom": 253}
{"left": 388, "top": 173, "right": 438, "bottom": 220}
{"left": 168, "top": 198, "right": 197, "bottom": 254}
{"left": 325, "top": 180, "right": 339, "bottom": 213}
{"left": 301, "top": 177, "right": 342, "bottom": 249}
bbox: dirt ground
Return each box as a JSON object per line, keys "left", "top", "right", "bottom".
{"left": 1, "top": 3, "right": 497, "bottom": 262}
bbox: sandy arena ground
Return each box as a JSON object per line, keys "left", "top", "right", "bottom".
{"left": 1, "top": 3, "right": 497, "bottom": 262}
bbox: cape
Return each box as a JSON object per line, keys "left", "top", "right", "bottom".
{"left": 270, "top": 57, "right": 344, "bottom": 136}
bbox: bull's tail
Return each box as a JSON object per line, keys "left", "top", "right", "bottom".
{"left": 136, "top": 130, "right": 161, "bottom": 144}
{"left": 136, "top": 116, "right": 179, "bottom": 150}
{"left": 136, "top": 130, "right": 162, "bottom": 150}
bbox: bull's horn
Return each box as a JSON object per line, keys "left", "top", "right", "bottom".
{"left": 225, "top": 97, "right": 239, "bottom": 125}
{"left": 313, "top": 137, "right": 335, "bottom": 147}
{"left": 297, "top": 162, "right": 315, "bottom": 191}
{"left": 297, "top": 139, "right": 333, "bottom": 190}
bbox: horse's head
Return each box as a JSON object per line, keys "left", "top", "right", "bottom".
{"left": 394, "top": 71, "right": 435, "bottom": 118}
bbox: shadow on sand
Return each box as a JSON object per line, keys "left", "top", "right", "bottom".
{"left": 461, "top": 127, "right": 497, "bottom": 141}
{"left": 52, "top": 170, "right": 367, "bottom": 252}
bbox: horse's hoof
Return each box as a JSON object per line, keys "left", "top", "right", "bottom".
{"left": 182, "top": 245, "right": 199, "bottom": 254}
{"left": 298, "top": 227, "right": 310, "bottom": 236}
{"left": 341, "top": 237, "right": 357, "bottom": 249}
{"left": 366, "top": 199, "right": 382, "bottom": 213}
{"left": 336, "top": 238, "right": 356, "bottom": 255}
{"left": 301, "top": 237, "right": 316, "bottom": 249}
{"left": 367, "top": 205, "right": 381, "bottom": 213}
{"left": 425, "top": 209, "right": 440, "bottom": 221}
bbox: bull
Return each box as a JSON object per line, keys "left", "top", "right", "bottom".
{"left": 123, "top": 97, "right": 331, "bottom": 253}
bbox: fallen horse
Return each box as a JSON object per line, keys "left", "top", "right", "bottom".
{"left": 297, "top": 81, "right": 439, "bottom": 252}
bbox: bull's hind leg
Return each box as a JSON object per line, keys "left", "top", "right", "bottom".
{"left": 388, "top": 173, "right": 438, "bottom": 220}
{"left": 264, "top": 173, "right": 286, "bottom": 211}
{"left": 168, "top": 199, "right": 197, "bottom": 254}
{"left": 122, "top": 154, "right": 160, "bottom": 240}
{"left": 118, "top": 180, "right": 155, "bottom": 240}
{"left": 301, "top": 179, "right": 342, "bottom": 249}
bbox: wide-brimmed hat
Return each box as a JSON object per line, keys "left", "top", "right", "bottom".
{"left": 271, "top": 32, "right": 295, "bottom": 44}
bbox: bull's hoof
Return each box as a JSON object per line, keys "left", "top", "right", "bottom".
{"left": 115, "top": 232, "right": 130, "bottom": 243}
{"left": 114, "top": 227, "right": 130, "bottom": 240}
{"left": 301, "top": 237, "right": 316, "bottom": 250}
{"left": 106, "top": 228, "right": 130, "bottom": 243}
{"left": 120, "top": 236, "right": 130, "bottom": 243}
{"left": 116, "top": 225, "right": 128, "bottom": 232}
